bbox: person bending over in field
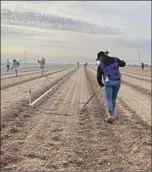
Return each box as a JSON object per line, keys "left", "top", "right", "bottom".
{"left": 38, "top": 58, "right": 46, "bottom": 77}
{"left": 6, "top": 59, "right": 11, "bottom": 72}
{"left": 77, "top": 62, "right": 79, "bottom": 68}
{"left": 84, "top": 62, "right": 88, "bottom": 68}
{"left": 96, "top": 51, "right": 126, "bottom": 123}
{"left": 141, "top": 63, "right": 145, "bottom": 71}
{"left": 12, "top": 59, "right": 21, "bottom": 77}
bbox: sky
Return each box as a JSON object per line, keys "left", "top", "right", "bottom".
{"left": 1, "top": 1, "right": 151, "bottom": 64}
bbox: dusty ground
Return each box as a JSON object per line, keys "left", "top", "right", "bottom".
{"left": 1, "top": 64, "right": 73, "bottom": 89}
{"left": 1, "top": 67, "right": 74, "bottom": 118}
{"left": 1, "top": 65, "right": 151, "bottom": 171}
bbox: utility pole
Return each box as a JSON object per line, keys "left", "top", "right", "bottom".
{"left": 24, "top": 50, "right": 26, "bottom": 64}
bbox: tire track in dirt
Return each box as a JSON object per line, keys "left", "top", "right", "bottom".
{"left": 1, "top": 67, "right": 73, "bottom": 90}
{"left": 85, "top": 69, "right": 151, "bottom": 171}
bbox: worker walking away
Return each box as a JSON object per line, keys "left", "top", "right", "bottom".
{"left": 77, "top": 62, "right": 79, "bottom": 69}
{"left": 96, "top": 51, "right": 126, "bottom": 123}
{"left": 6, "top": 59, "right": 11, "bottom": 72}
{"left": 141, "top": 63, "right": 145, "bottom": 71}
{"left": 38, "top": 58, "right": 46, "bottom": 77}
{"left": 12, "top": 59, "right": 21, "bottom": 77}
{"left": 84, "top": 62, "right": 88, "bottom": 68}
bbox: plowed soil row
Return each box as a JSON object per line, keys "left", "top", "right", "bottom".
{"left": 1, "top": 69, "right": 52, "bottom": 80}
{"left": 1, "top": 67, "right": 73, "bottom": 90}
{"left": 1, "top": 67, "right": 151, "bottom": 171}
{"left": 1, "top": 68, "right": 75, "bottom": 119}
{"left": 121, "top": 73, "right": 151, "bottom": 83}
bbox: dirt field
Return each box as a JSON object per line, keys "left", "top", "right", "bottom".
{"left": 1, "top": 64, "right": 151, "bottom": 171}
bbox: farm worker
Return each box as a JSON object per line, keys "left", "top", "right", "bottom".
{"left": 77, "top": 62, "right": 79, "bottom": 68}
{"left": 84, "top": 62, "right": 88, "bottom": 68}
{"left": 141, "top": 63, "right": 145, "bottom": 71}
{"left": 6, "top": 59, "right": 11, "bottom": 72}
{"left": 38, "top": 58, "right": 46, "bottom": 77}
{"left": 96, "top": 51, "right": 126, "bottom": 123}
{"left": 12, "top": 59, "right": 21, "bottom": 77}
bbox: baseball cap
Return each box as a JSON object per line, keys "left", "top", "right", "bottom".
{"left": 96, "top": 51, "right": 109, "bottom": 61}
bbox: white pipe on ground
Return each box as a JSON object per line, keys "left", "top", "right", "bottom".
{"left": 28, "top": 73, "right": 71, "bottom": 106}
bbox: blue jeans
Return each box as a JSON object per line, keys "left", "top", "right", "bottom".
{"left": 104, "top": 80, "right": 121, "bottom": 116}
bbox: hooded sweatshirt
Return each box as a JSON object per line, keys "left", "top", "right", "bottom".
{"left": 96, "top": 52, "right": 126, "bottom": 86}
{"left": 38, "top": 58, "right": 46, "bottom": 68}
{"left": 13, "top": 60, "right": 20, "bottom": 70}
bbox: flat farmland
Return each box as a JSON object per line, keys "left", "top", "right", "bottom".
{"left": 1, "top": 64, "right": 151, "bottom": 171}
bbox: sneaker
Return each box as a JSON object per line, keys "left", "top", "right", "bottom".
{"left": 112, "top": 116, "right": 115, "bottom": 121}
{"left": 107, "top": 116, "right": 114, "bottom": 123}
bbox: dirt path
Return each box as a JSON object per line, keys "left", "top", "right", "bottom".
{"left": 118, "top": 84, "right": 151, "bottom": 125}
{"left": 1, "top": 67, "right": 151, "bottom": 171}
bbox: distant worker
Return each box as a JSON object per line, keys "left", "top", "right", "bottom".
{"left": 77, "top": 62, "right": 79, "bottom": 69}
{"left": 12, "top": 59, "right": 21, "bottom": 77}
{"left": 84, "top": 62, "right": 88, "bottom": 68}
{"left": 141, "top": 63, "right": 145, "bottom": 71}
{"left": 6, "top": 59, "right": 11, "bottom": 72}
{"left": 96, "top": 51, "right": 126, "bottom": 123}
{"left": 38, "top": 58, "right": 46, "bottom": 77}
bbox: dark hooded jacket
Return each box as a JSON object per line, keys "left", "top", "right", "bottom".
{"left": 97, "top": 51, "right": 126, "bottom": 87}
